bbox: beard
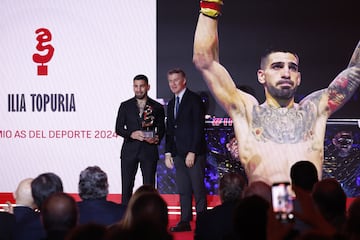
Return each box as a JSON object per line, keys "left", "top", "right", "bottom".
{"left": 135, "top": 92, "right": 147, "bottom": 100}
{"left": 267, "top": 85, "right": 298, "bottom": 100}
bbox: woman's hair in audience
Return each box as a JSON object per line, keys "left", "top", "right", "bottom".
{"left": 66, "top": 223, "right": 107, "bottom": 240}
{"left": 116, "top": 184, "right": 159, "bottom": 230}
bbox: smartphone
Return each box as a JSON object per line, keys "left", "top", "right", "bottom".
{"left": 271, "top": 182, "right": 295, "bottom": 223}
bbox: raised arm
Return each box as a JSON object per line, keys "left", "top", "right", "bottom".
{"left": 326, "top": 40, "right": 360, "bottom": 115}
{"left": 193, "top": 2, "right": 257, "bottom": 115}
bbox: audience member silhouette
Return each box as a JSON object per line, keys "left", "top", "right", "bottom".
{"left": 65, "top": 223, "right": 107, "bottom": 240}
{"left": 41, "top": 192, "right": 78, "bottom": 240}
{"left": 345, "top": 197, "right": 360, "bottom": 240}
{"left": 290, "top": 160, "right": 319, "bottom": 234}
{"left": 105, "top": 184, "right": 159, "bottom": 239}
{"left": 0, "top": 211, "right": 15, "bottom": 240}
{"left": 31, "top": 172, "right": 63, "bottom": 210}
{"left": 290, "top": 160, "right": 319, "bottom": 192}
{"left": 105, "top": 191, "right": 172, "bottom": 240}
{"left": 278, "top": 186, "right": 337, "bottom": 240}
{"left": 114, "top": 184, "right": 158, "bottom": 230}
{"left": 77, "top": 166, "right": 126, "bottom": 226}
{"left": 12, "top": 178, "right": 46, "bottom": 240}
{"left": 312, "top": 178, "right": 347, "bottom": 233}
{"left": 242, "top": 180, "right": 272, "bottom": 204}
{"left": 195, "top": 172, "right": 246, "bottom": 240}
{"left": 128, "top": 192, "right": 172, "bottom": 240}
{"left": 233, "top": 195, "right": 270, "bottom": 240}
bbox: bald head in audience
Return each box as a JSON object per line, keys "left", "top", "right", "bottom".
{"left": 14, "top": 178, "right": 36, "bottom": 209}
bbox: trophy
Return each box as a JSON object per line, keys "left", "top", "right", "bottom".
{"left": 141, "top": 104, "right": 156, "bottom": 138}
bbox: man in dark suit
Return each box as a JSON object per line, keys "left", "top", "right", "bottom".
{"left": 116, "top": 74, "right": 165, "bottom": 205}
{"left": 12, "top": 178, "right": 46, "bottom": 240}
{"left": 77, "top": 166, "right": 126, "bottom": 226}
{"left": 165, "top": 68, "right": 207, "bottom": 232}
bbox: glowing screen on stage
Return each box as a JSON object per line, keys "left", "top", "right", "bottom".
{"left": 0, "top": 0, "right": 156, "bottom": 193}
{"left": 157, "top": 118, "right": 360, "bottom": 197}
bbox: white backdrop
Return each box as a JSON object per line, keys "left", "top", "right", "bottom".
{"left": 0, "top": 0, "right": 157, "bottom": 193}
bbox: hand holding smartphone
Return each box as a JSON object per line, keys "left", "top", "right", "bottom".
{"left": 271, "top": 182, "right": 295, "bottom": 223}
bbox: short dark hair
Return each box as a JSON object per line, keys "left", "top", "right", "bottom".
{"left": 167, "top": 68, "right": 186, "bottom": 78}
{"left": 219, "top": 172, "right": 246, "bottom": 203}
{"left": 78, "top": 166, "right": 108, "bottom": 200}
{"left": 290, "top": 161, "right": 318, "bottom": 192}
{"left": 227, "top": 132, "right": 236, "bottom": 143}
{"left": 133, "top": 74, "right": 148, "bottom": 84}
{"left": 260, "top": 48, "right": 299, "bottom": 70}
{"left": 31, "top": 172, "right": 63, "bottom": 209}
{"left": 41, "top": 192, "right": 78, "bottom": 232}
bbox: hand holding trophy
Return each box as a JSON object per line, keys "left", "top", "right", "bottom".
{"left": 142, "top": 104, "right": 156, "bottom": 140}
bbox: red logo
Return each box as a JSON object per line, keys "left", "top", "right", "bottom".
{"left": 32, "top": 28, "right": 54, "bottom": 76}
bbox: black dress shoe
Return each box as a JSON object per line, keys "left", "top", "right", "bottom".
{"left": 170, "top": 222, "right": 191, "bottom": 232}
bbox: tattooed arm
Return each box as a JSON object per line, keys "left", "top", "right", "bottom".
{"left": 326, "top": 41, "right": 360, "bottom": 115}
{"left": 193, "top": 13, "right": 258, "bottom": 117}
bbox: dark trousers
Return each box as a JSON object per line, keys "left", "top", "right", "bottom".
{"left": 174, "top": 154, "right": 207, "bottom": 222}
{"left": 121, "top": 152, "right": 157, "bottom": 205}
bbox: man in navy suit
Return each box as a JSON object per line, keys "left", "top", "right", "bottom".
{"left": 165, "top": 68, "right": 207, "bottom": 232}
{"left": 116, "top": 74, "right": 165, "bottom": 205}
{"left": 13, "top": 178, "right": 46, "bottom": 240}
{"left": 77, "top": 166, "right": 126, "bottom": 226}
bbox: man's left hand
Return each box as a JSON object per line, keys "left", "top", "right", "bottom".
{"left": 185, "top": 152, "right": 195, "bottom": 168}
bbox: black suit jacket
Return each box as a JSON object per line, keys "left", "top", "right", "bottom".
{"left": 0, "top": 212, "right": 15, "bottom": 240}
{"left": 166, "top": 89, "right": 206, "bottom": 157}
{"left": 13, "top": 206, "right": 45, "bottom": 240}
{"left": 77, "top": 199, "right": 126, "bottom": 226}
{"left": 115, "top": 97, "right": 165, "bottom": 160}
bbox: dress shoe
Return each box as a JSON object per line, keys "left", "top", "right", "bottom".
{"left": 170, "top": 221, "right": 191, "bottom": 232}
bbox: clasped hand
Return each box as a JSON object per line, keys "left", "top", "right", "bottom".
{"left": 130, "top": 130, "right": 159, "bottom": 144}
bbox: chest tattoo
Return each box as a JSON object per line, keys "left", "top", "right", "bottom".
{"left": 251, "top": 103, "right": 316, "bottom": 144}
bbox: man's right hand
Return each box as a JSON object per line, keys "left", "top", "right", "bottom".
{"left": 165, "top": 153, "right": 174, "bottom": 169}
{"left": 130, "top": 130, "right": 145, "bottom": 141}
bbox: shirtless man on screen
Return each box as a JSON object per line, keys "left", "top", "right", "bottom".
{"left": 193, "top": 1, "right": 360, "bottom": 185}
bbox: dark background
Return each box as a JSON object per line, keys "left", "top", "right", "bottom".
{"left": 157, "top": 0, "right": 360, "bottom": 118}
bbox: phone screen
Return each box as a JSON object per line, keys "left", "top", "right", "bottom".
{"left": 271, "top": 182, "right": 295, "bottom": 222}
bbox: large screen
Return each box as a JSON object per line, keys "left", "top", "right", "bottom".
{"left": 1, "top": 0, "right": 156, "bottom": 193}
{"left": 156, "top": 118, "right": 360, "bottom": 197}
